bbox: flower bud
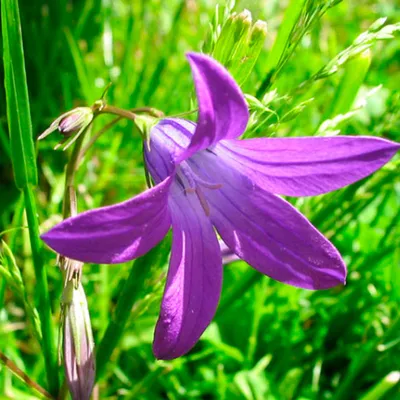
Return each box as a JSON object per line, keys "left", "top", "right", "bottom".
{"left": 232, "top": 9, "right": 252, "bottom": 48}
{"left": 38, "top": 107, "right": 94, "bottom": 150}
{"left": 230, "top": 11, "right": 253, "bottom": 63}
{"left": 58, "top": 108, "right": 93, "bottom": 137}
{"left": 61, "top": 281, "right": 95, "bottom": 400}
{"left": 231, "top": 19, "right": 267, "bottom": 85}
{"left": 249, "top": 20, "right": 268, "bottom": 48}
{"left": 213, "top": 10, "right": 252, "bottom": 66}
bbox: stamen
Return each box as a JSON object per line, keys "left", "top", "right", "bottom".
{"left": 195, "top": 188, "right": 210, "bottom": 216}
{"left": 177, "top": 161, "right": 222, "bottom": 216}
{"left": 197, "top": 180, "right": 222, "bottom": 190}
{"left": 179, "top": 163, "right": 197, "bottom": 188}
{"left": 184, "top": 187, "right": 196, "bottom": 194}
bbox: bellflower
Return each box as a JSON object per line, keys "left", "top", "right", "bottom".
{"left": 42, "top": 53, "right": 400, "bottom": 360}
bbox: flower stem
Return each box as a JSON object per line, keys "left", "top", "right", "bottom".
{"left": 23, "top": 185, "right": 59, "bottom": 395}
{"left": 77, "top": 106, "right": 164, "bottom": 164}
{"left": 63, "top": 128, "right": 89, "bottom": 218}
{"left": 100, "top": 104, "right": 137, "bottom": 121}
{"left": 99, "top": 105, "right": 163, "bottom": 123}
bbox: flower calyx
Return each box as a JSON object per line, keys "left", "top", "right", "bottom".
{"left": 134, "top": 114, "right": 160, "bottom": 150}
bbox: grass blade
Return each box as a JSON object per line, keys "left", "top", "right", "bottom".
{"left": 1, "top": 0, "right": 59, "bottom": 394}
{"left": 1, "top": 0, "right": 37, "bottom": 188}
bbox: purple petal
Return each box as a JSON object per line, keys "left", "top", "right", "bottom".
{"left": 144, "top": 118, "right": 195, "bottom": 182}
{"left": 41, "top": 177, "right": 173, "bottom": 264}
{"left": 153, "top": 183, "right": 222, "bottom": 359}
{"left": 219, "top": 239, "right": 240, "bottom": 265}
{"left": 176, "top": 53, "right": 249, "bottom": 162}
{"left": 219, "top": 136, "right": 400, "bottom": 196}
{"left": 188, "top": 151, "right": 346, "bottom": 290}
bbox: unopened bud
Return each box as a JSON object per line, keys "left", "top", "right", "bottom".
{"left": 61, "top": 281, "right": 95, "bottom": 400}
{"left": 58, "top": 108, "right": 93, "bottom": 136}
{"left": 213, "top": 10, "right": 252, "bottom": 66}
{"left": 230, "top": 18, "right": 267, "bottom": 85}
{"left": 249, "top": 20, "right": 268, "bottom": 47}
{"left": 230, "top": 10, "right": 252, "bottom": 59}
{"left": 234, "top": 9, "right": 252, "bottom": 33}
{"left": 38, "top": 107, "right": 94, "bottom": 150}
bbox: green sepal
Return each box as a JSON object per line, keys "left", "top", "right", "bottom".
{"left": 134, "top": 114, "right": 160, "bottom": 150}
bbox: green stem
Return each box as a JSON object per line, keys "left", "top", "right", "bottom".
{"left": 245, "top": 279, "right": 269, "bottom": 367}
{"left": 100, "top": 105, "right": 137, "bottom": 121}
{"left": 63, "top": 129, "right": 89, "bottom": 218}
{"left": 23, "top": 185, "right": 59, "bottom": 395}
{"left": 256, "top": 0, "right": 305, "bottom": 97}
{"left": 96, "top": 241, "right": 168, "bottom": 380}
{"left": 218, "top": 269, "right": 260, "bottom": 315}
{"left": 332, "top": 316, "right": 400, "bottom": 400}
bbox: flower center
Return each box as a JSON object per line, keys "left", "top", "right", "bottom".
{"left": 177, "top": 161, "right": 222, "bottom": 216}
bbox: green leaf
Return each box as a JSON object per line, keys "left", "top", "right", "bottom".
{"left": 0, "top": 241, "right": 42, "bottom": 341}
{"left": 1, "top": 0, "right": 38, "bottom": 188}
{"left": 1, "top": 1, "right": 59, "bottom": 395}
{"left": 360, "top": 372, "right": 400, "bottom": 400}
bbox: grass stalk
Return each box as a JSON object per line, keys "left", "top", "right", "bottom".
{"left": 256, "top": 0, "right": 305, "bottom": 97}
{"left": 23, "top": 186, "right": 59, "bottom": 394}
{"left": 2, "top": 0, "right": 59, "bottom": 393}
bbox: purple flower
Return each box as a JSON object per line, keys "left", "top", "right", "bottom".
{"left": 41, "top": 53, "right": 399, "bottom": 360}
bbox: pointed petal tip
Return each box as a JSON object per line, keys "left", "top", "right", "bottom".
{"left": 185, "top": 51, "right": 206, "bottom": 61}
{"left": 152, "top": 324, "right": 201, "bottom": 360}
{"left": 178, "top": 51, "right": 249, "bottom": 162}
{"left": 40, "top": 230, "right": 56, "bottom": 248}
{"left": 222, "top": 135, "right": 399, "bottom": 197}
{"left": 40, "top": 177, "right": 173, "bottom": 264}
{"left": 306, "top": 260, "right": 347, "bottom": 290}
{"left": 152, "top": 189, "right": 222, "bottom": 360}
{"left": 153, "top": 344, "right": 184, "bottom": 361}
{"left": 185, "top": 52, "right": 218, "bottom": 66}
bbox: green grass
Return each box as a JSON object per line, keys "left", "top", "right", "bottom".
{"left": 1, "top": 0, "right": 399, "bottom": 399}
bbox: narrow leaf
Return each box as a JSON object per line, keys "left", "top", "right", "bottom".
{"left": 1, "top": 0, "right": 38, "bottom": 188}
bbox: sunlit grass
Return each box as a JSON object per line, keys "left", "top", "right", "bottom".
{"left": 0, "top": 0, "right": 399, "bottom": 398}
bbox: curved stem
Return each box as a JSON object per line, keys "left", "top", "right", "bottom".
{"left": 100, "top": 105, "right": 137, "bottom": 121}
{"left": 78, "top": 116, "right": 122, "bottom": 163}
{"left": 78, "top": 106, "right": 164, "bottom": 164}
{"left": 63, "top": 127, "right": 90, "bottom": 219}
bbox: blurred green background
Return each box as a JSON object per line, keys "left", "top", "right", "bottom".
{"left": 1, "top": 0, "right": 400, "bottom": 399}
